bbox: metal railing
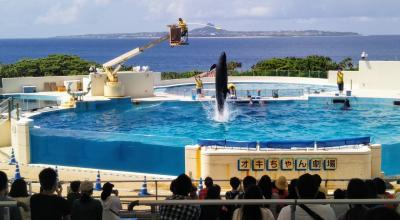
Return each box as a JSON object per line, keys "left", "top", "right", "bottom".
{"left": 122, "top": 199, "right": 400, "bottom": 220}
{"left": 164, "top": 88, "right": 305, "bottom": 98}
{"left": 0, "top": 201, "right": 18, "bottom": 220}
{"left": 0, "top": 98, "right": 12, "bottom": 123}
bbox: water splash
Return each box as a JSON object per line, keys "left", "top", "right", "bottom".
{"left": 202, "top": 100, "right": 238, "bottom": 123}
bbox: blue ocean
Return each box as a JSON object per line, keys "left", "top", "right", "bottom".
{"left": 1, "top": 36, "right": 400, "bottom": 72}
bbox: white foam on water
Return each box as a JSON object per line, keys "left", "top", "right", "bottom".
{"left": 202, "top": 100, "right": 238, "bottom": 123}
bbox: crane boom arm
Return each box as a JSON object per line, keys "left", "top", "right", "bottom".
{"left": 102, "top": 34, "right": 170, "bottom": 82}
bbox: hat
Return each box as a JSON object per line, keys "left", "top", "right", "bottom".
{"left": 275, "top": 176, "right": 288, "bottom": 190}
{"left": 80, "top": 181, "right": 93, "bottom": 192}
{"left": 102, "top": 182, "right": 114, "bottom": 191}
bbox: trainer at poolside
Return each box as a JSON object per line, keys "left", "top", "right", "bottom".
{"left": 194, "top": 76, "right": 203, "bottom": 97}
{"left": 337, "top": 67, "right": 344, "bottom": 94}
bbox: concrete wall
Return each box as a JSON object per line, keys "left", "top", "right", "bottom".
{"left": 2, "top": 75, "right": 87, "bottom": 93}
{"left": 328, "top": 61, "right": 400, "bottom": 91}
{"left": 89, "top": 71, "right": 156, "bottom": 98}
{"left": 11, "top": 118, "right": 32, "bottom": 164}
{"left": 156, "top": 76, "right": 331, "bottom": 87}
{"left": 0, "top": 120, "right": 11, "bottom": 147}
{"left": 186, "top": 145, "right": 381, "bottom": 189}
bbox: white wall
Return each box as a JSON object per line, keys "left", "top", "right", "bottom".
{"left": 89, "top": 71, "right": 157, "bottom": 98}
{"left": 2, "top": 75, "right": 87, "bottom": 93}
{"left": 328, "top": 61, "right": 400, "bottom": 91}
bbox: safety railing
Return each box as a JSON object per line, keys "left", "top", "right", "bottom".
{"left": 230, "top": 70, "right": 328, "bottom": 78}
{"left": 121, "top": 199, "right": 400, "bottom": 219}
{"left": 194, "top": 88, "right": 305, "bottom": 98}
{"left": 0, "top": 98, "right": 12, "bottom": 123}
{"left": 0, "top": 201, "right": 18, "bottom": 220}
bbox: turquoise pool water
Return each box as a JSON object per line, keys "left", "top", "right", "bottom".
{"left": 30, "top": 96, "right": 400, "bottom": 176}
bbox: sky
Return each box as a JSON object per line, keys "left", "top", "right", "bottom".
{"left": 0, "top": 0, "right": 400, "bottom": 38}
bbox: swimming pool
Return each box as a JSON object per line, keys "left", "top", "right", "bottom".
{"left": 30, "top": 96, "right": 400, "bottom": 176}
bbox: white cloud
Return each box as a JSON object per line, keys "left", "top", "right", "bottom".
{"left": 34, "top": 0, "right": 113, "bottom": 25}
{"left": 35, "top": 0, "right": 88, "bottom": 25}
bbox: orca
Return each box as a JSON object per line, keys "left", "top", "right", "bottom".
{"left": 215, "top": 52, "right": 228, "bottom": 114}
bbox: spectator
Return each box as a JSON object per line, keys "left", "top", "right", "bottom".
{"left": 243, "top": 176, "right": 257, "bottom": 191}
{"left": 339, "top": 178, "right": 369, "bottom": 220}
{"left": 232, "top": 185, "right": 274, "bottom": 220}
{"left": 199, "top": 177, "right": 213, "bottom": 200}
{"left": 71, "top": 181, "right": 102, "bottom": 220}
{"left": 226, "top": 177, "right": 242, "bottom": 200}
{"left": 160, "top": 174, "right": 200, "bottom": 220}
{"left": 258, "top": 175, "right": 272, "bottom": 199}
{"left": 30, "top": 168, "right": 70, "bottom": 220}
{"left": 0, "top": 171, "right": 22, "bottom": 220}
{"left": 225, "top": 177, "right": 242, "bottom": 219}
{"left": 312, "top": 174, "right": 326, "bottom": 199}
{"left": 9, "top": 178, "right": 30, "bottom": 220}
{"left": 277, "top": 173, "right": 336, "bottom": 220}
{"left": 100, "top": 182, "right": 121, "bottom": 220}
{"left": 190, "top": 184, "right": 198, "bottom": 199}
{"left": 67, "top": 181, "right": 81, "bottom": 208}
{"left": 331, "top": 189, "right": 349, "bottom": 218}
{"left": 365, "top": 180, "right": 378, "bottom": 208}
{"left": 272, "top": 176, "right": 288, "bottom": 215}
{"left": 238, "top": 176, "right": 257, "bottom": 199}
{"left": 373, "top": 177, "right": 395, "bottom": 209}
{"left": 170, "top": 179, "right": 176, "bottom": 195}
{"left": 286, "top": 179, "right": 298, "bottom": 199}
{"left": 365, "top": 206, "right": 400, "bottom": 220}
{"left": 200, "top": 185, "right": 227, "bottom": 220}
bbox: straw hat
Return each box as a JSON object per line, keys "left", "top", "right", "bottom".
{"left": 80, "top": 180, "right": 93, "bottom": 192}
{"left": 275, "top": 176, "right": 288, "bottom": 190}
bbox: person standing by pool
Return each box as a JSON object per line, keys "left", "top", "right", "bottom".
{"left": 337, "top": 68, "right": 344, "bottom": 94}
{"left": 195, "top": 76, "right": 203, "bottom": 97}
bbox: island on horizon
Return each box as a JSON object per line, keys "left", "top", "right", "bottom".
{"left": 54, "top": 26, "right": 360, "bottom": 39}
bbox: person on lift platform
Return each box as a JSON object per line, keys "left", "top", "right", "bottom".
{"left": 178, "top": 18, "right": 188, "bottom": 44}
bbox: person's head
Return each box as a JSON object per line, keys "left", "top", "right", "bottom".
{"left": 275, "top": 176, "right": 288, "bottom": 192}
{"left": 230, "top": 177, "right": 241, "bottom": 190}
{"left": 242, "top": 185, "right": 263, "bottom": 220}
{"left": 179, "top": 18, "right": 183, "bottom": 22}
{"left": 0, "top": 171, "right": 8, "bottom": 195}
{"left": 39, "top": 168, "right": 58, "bottom": 192}
{"left": 206, "top": 184, "right": 221, "bottom": 199}
{"left": 170, "top": 179, "right": 176, "bottom": 195}
{"left": 347, "top": 178, "right": 368, "bottom": 199}
{"left": 312, "top": 174, "right": 322, "bottom": 187}
{"left": 70, "top": 181, "right": 81, "bottom": 193}
{"left": 174, "top": 174, "right": 193, "bottom": 196}
{"left": 9, "top": 179, "right": 28, "bottom": 197}
{"left": 365, "top": 206, "right": 400, "bottom": 220}
{"left": 338, "top": 67, "right": 343, "bottom": 71}
{"left": 80, "top": 181, "right": 94, "bottom": 202}
{"left": 204, "top": 177, "right": 213, "bottom": 188}
{"left": 365, "top": 179, "right": 378, "bottom": 198}
{"left": 297, "top": 173, "right": 319, "bottom": 199}
{"left": 372, "top": 177, "right": 386, "bottom": 195}
{"left": 288, "top": 179, "right": 298, "bottom": 199}
{"left": 334, "top": 189, "right": 346, "bottom": 199}
{"left": 258, "top": 175, "right": 272, "bottom": 199}
{"left": 80, "top": 181, "right": 93, "bottom": 195}
{"left": 101, "top": 182, "right": 114, "bottom": 201}
{"left": 243, "top": 176, "right": 257, "bottom": 191}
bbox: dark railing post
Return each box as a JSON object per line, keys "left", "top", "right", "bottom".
{"left": 8, "top": 99, "right": 11, "bottom": 120}
{"left": 155, "top": 180, "right": 158, "bottom": 201}
{"left": 16, "top": 103, "right": 20, "bottom": 120}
